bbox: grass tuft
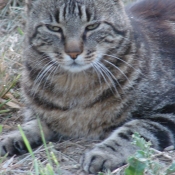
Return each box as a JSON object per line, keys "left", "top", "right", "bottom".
{"left": 18, "top": 121, "right": 61, "bottom": 175}
{"left": 0, "top": 0, "right": 23, "bottom": 116}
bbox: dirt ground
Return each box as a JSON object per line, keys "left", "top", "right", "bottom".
{"left": 1, "top": 0, "right": 175, "bottom": 175}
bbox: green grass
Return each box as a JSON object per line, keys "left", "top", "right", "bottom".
{"left": 0, "top": 122, "right": 61, "bottom": 175}
{"left": 18, "top": 121, "right": 61, "bottom": 175}
{"left": 0, "top": 66, "right": 21, "bottom": 114}
{"left": 0, "top": 0, "right": 23, "bottom": 116}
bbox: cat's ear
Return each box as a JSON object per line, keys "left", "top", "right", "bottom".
{"left": 25, "top": 0, "right": 37, "bottom": 14}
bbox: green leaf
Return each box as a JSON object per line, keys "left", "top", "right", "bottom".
{"left": 0, "top": 74, "right": 21, "bottom": 98}
{"left": 0, "top": 109, "right": 11, "bottom": 114}
{"left": 17, "top": 27, "right": 24, "bottom": 36}
{"left": 135, "top": 150, "right": 146, "bottom": 159}
{"left": 165, "top": 162, "right": 175, "bottom": 175}
{"left": 98, "top": 173, "right": 104, "bottom": 175}
{"left": 0, "top": 125, "right": 2, "bottom": 133}
{"left": 132, "top": 133, "right": 151, "bottom": 151}
{"left": 34, "top": 159, "right": 40, "bottom": 175}
{"left": 18, "top": 125, "right": 35, "bottom": 159}
{"left": 125, "top": 166, "right": 144, "bottom": 175}
{"left": 0, "top": 99, "right": 11, "bottom": 109}
{"left": 125, "top": 157, "right": 147, "bottom": 175}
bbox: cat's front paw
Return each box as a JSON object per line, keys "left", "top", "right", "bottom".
{"left": 0, "top": 132, "right": 27, "bottom": 156}
{"left": 81, "top": 145, "right": 126, "bottom": 174}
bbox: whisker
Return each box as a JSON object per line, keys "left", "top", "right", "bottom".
{"left": 43, "top": 64, "right": 58, "bottom": 90}
{"left": 99, "top": 61, "right": 124, "bottom": 92}
{"left": 96, "top": 62, "right": 122, "bottom": 99}
{"left": 104, "top": 59, "right": 134, "bottom": 89}
{"left": 34, "top": 61, "right": 54, "bottom": 83}
{"left": 93, "top": 61, "right": 112, "bottom": 93}
{"left": 103, "top": 54, "right": 145, "bottom": 77}
{"left": 23, "top": 43, "right": 35, "bottom": 52}
{"left": 32, "top": 61, "right": 57, "bottom": 97}
{"left": 91, "top": 62, "right": 103, "bottom": 92}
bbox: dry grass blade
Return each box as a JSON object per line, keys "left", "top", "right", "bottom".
{"left": 0, "top": 0, "right": 23, "bottom": 116}
{"left": 0, "top": 0, "right": 8, "bottom": 10}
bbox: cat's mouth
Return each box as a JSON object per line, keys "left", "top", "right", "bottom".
{"left": 62, "top": 60, "right": 92, "bottom": 73}
{"left": 70, "top": 61, "right": 79, "bottom": 67}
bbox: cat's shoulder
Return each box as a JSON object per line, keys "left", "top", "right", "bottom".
{"left": 126, "top": 0, "right": 175, "bottom": 21}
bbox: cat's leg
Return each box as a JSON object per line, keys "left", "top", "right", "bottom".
{"left": 81, "top": 114, "right": 175, "bottom": 174}
{"left": 0, "top": 119, "right": 53, "bottom": 156}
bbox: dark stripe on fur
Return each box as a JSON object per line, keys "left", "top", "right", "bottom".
{"left": 78, "top": 5, "right": 82, "bottom": 18}
{"left": 122, "top": 44, "right": 132, "bottom": 56}
{"left": 118, "top": 132, "right": 130, "bottom": 140}
{"left": 103, "top": 125, "right": 122, "bottom": 134}
{"left": 48, "top": 14, "right": 53, "bottom": 23}
{"left": 148, "top": 117, "right": 175, "bottom": 141}
{"left": 25, "top": 62, "right": 40, "bottom": 80}
{"left": 54, "top": 9, "right": 60, "bottom": 23}
{"left": 144, "top": 121, "right": 172, "bottom": 149}
{"left": 112, "top": 140, "right": 121, "bottom": 147}
{"left": 24, "top": 85, "right": 70, "bottom": 111}
{"left": 89, "top": 156, "right": 96, "bottom": 173}
{"left": 86, "top": 8, "right": 91, "bottom": 22}
{"left": 100, "top": 160, "right": 107, "bottom": 172}
{"left": 29, "top": 25, "right": 43, "bottom": 46}
{"left": 63, "top": 5, "right": 67, "bottom": 19}
{"left": 156, "top": 104, "right": 175, "bottom": 114}
{"left": 104, "top": 22, "right": 126, "bottom": 36}
{"left": 25, "top": 62, "right": 54, "bottom": 91}
{"left": 85, "top": 87, "right": 118, "bottom": 108}
{"left": 104, "top": 144, "right": 116, "bottom": 152}
{"left": 124, "top": 124, "right": 151, "bottom": 142}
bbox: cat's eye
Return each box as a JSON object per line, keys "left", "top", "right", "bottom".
{"left": 46, "top": 25, "right": 61, "bottom": 32}
{"left": 86, "top": 23, "right": 100, "bottom": 30}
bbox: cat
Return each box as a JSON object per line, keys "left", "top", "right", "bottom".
{"left": 1, "top": 0, "right": 175, "bottom": 174}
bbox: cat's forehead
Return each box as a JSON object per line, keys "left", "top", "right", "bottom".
{"left": 31, "top": 0, "right": 103, "bottom": 23}
{"left": 29, "top": 0, "right": 120, "bottom": 26}
{"left": 33, "top": 0, "right": 113, "bottom": 16}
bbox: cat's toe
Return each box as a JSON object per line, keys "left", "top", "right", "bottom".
{"left": 81, "top": 146, "right": 125, "bottom": 174}
{"left": 0, "top": 134, "right": 27, "bottom": 156}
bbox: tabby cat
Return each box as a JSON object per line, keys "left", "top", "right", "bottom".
{"left": 1, "top": 0, "right": 175, "bottom": 174}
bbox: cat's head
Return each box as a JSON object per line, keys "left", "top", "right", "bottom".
{"left": 25, "top": 0, "right": 131, "bottom": 73}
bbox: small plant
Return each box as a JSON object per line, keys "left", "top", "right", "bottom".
{"left": 125, "top": 133, "right": 175, "bottom": 175}
{"left": 98, "top": 133, "right": 175, "bottom": 175}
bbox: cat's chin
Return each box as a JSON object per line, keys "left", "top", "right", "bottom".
{"left": 62, "top": 63, "right": 92, "bottom": 73}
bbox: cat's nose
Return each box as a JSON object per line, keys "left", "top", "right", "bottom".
{"left": 66, "top": 52, "right": 81, "bottom": 60}
{"left": 65, "top": 39, "right": 83, "bottom": 60}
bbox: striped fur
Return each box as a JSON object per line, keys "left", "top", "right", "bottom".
{"left": 1, "top": 0, "right": 175, "bottom": 173}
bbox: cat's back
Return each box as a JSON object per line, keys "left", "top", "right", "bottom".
{"left": 126, "top": 0, "right": 175, "bottom": 67}
{"left": 126, "top": 0, "right": 175, "bottom": 114}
